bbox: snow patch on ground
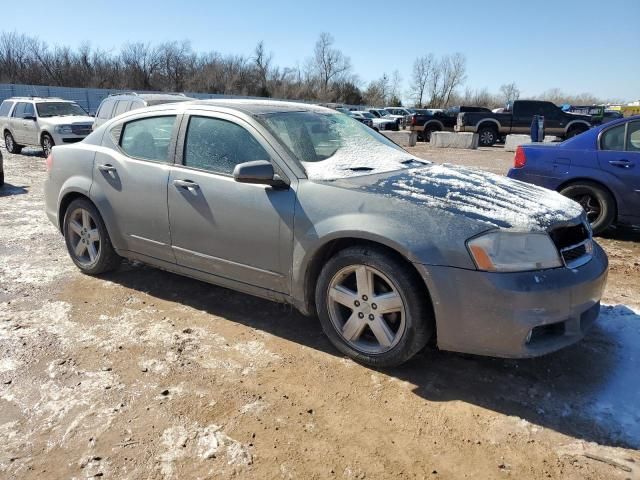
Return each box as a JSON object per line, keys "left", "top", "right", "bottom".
{"left": 158, "top": 423, "right": 252, "bottom": 477}
{"left": 588, "top": 304, "right": 640, "bottom": 448}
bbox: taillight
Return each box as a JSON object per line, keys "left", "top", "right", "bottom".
{"left": 514, "top": 146, "right": 526, "bottom": 168}
{"left": 411, "top": 115, "right": 416, "bottom": 126}
{"left": 46, "top": 153, "right": 54, "bottom": 173}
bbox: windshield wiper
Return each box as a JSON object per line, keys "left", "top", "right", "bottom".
{"left": 345, "top": 167, "right": 374, "bottom": 172}
{"left": 401, "top": 159, "right": 427, "bottom": 166}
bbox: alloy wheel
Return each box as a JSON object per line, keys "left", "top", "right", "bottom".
{"left": 480, "top": 130, "right": 494, "bottom": 145}
{"left": 5, "top": 133, "right": 14, "bottom": 151}
{"left": 326, "top": 264, "right": 406, "bottom": 355}
{"left": 67, "top": 208, "right": 101, "bottom": 265}
{"left": 575, "top": 193, "right": 602, "bottom": 223}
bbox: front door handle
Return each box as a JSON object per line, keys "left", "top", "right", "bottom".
{"left": 173, "top": 179, "right": 200, "bottom": 191}
{"left": 98, "top": 164, "right": 117, "bottom": 172}
{"left": 608, "top": 159, "right": 634, "bottom": 168}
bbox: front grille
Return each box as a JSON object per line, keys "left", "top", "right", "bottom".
{"left": 548, "top": 222, "right": 593, "bottom": 268}
{"left": 62, "top": 138, "right": 83, "bottom": 144}
{"left": 71, "top": 124, "right": 92, "bottom": 136}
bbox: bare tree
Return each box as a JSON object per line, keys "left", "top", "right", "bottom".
{"left": 313, "top": 32, "right": 351, "bottom": 100}
{"left": 121, "top": 42, "right": 161, "bottom": 90}
{"left": 499, "top": 82, "right": 520, "bottom": 105}
{"left": 253, "top": 41, "right": 272, "bottom": 97}
{"left": 410, "top": 54, "right": 434, "bottom": 107}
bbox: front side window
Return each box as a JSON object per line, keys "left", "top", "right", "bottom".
{"left": 23, "top": 103, "right": 35, "bottom": 118}
{"left": 36, "top": 102, "right": 86, "bottom": 117}
{"left": 183, "top": 116, "right": 270, "bottom": 175}
{"left": 601, "top": 124, "right": 625, "bottom": 151}
{"left": 626, "top": 122, "right": 640, "bottom": 152}
{"left": 120, "top": 115, "right": 176, "bottom": 161}
{"left": 0, "top": 101, "right": 14, "bottom": 117}
{"left": 260, "top": 111, "right": 423, "bottom": 180}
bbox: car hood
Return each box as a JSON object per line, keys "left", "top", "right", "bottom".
{"left": 40, "top": 115, "right": 95, "bottom": 125}
{"left": 337, "top": 163, "right": 585, "bottom": 232}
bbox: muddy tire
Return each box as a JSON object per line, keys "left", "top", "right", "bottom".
{"left": 4, "top": 131, "right": 22, "bottom": 154}
{"left": 560, "top": 182, "right": 616, "bottom": 234}
{"left": 315, "top": 246, "right": 433, "bottom": 367}
{"left": 63, "top": 198, "right": 121, "bottom": 275}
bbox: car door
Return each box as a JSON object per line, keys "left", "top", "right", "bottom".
{"left": 541, "top": 102, "right": 564, "bottom": 136}
{"left": 90, "top": 112, "right": 179, "bottom": 263}
{"left": 21, "top": 102, "right": 39, "bottom": 145}
{"left": 167, "top": 112, "right": 296, "bottom": 294}
{"left": 597, "top": 120, "right": 640, "bottom": 219}
{"left": 512, "top": 101, "right": 536, "bottom": 134}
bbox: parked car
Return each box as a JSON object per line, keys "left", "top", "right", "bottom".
{"left": 93, "top": 92, "right": 192, "bottom": 130}
{"left": 0, "top": 97, "right": 94, "bottom": 156}
{"left": 0, "top": 149, "right": 3, "bottom": 186}
{"left": 385, "top": 107, "right": 414, "bottom": 128}
{"left": 367, "top": 109, "right": 400, "bottom": 130}
{"left": 410, "top": 105, "right": 492, "bottom": 142}
{"left": 45, "top": 100, "right": 607, "bottom": 367}
{"left": 456, "top": 100, "right": 592, "bottom": 147}
{"left": 508, "top": 115, "right": 640, "bottom": 234}
{"left": 346, "top": 111, "right": 374, "bottom": 128}
{"left": 352, "top": 111, "right": 394, "bottom": 131}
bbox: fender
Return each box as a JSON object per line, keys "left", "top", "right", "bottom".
{"left": 423, "top": 119, "right": 445, "bottom": 131}
{"left": 475, "top": 118, "right": 501, "bottom": 130}
{"left": 564, "top": 120, "right": 590, "bottom": 133}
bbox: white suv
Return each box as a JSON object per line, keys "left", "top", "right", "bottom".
{"left": 0, "top": 97, "right": 94, "bottom": 156}
{"left": 93, "top": 92, "right": 191, "bottom": 130}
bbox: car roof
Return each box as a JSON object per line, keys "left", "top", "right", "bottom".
{"left": 4, "top": 97, "right": 75, "bottom": 103}
{"left": 106, "top": 93, "right": 189, "bottom": 102}
{"left": 142, "top": 98, "right": 335, "bottom": 116}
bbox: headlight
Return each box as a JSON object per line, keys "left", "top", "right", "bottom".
{"left": 467, "top": 231, "right": 561, "bottom": 272}
{"left": 55, "top": 125, "right": 73, "bottom": 134}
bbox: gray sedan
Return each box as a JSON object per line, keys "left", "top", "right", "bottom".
{"left": 44, "top": 100, "right": 608, "bottom": 367}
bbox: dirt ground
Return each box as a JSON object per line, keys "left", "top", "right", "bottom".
{"left": 1, "top": 145, "right": 639, "bottom": 480}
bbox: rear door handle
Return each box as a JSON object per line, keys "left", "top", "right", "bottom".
{"left": 98, "top": 164, "right": 117, "bottom": 172}
{"left": 608, "top": 159, "right": 634, "bottom": 168}
{"left": 173, "top": 179, "right": 200, "bottom": 190}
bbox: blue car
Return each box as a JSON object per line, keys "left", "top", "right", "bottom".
{"left": 508, "top": 115, "right": 640, "bottom": 234}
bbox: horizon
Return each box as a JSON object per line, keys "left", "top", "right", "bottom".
{"left": 2, "top": 0, "right": 638, "bottom": 103}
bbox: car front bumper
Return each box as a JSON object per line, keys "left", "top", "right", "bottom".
{"left": 416, "top": 242, "right": 608, "bottom": 358}
{"left": 50, "top": 132, "right": 89, "bottom": 146}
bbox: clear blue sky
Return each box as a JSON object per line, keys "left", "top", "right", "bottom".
{"left": 4, "top": 0, "right": 639, "bottom": 101}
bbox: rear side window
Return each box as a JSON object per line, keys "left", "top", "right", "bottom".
{"left": 97, "top": 99, "right": 116, "bottom": 120}
{"left": 12, "top": 102, "right": 27, "bottom": 118}
{"left": 183, "top": 116, "right": 270, "bottom": 175}
{"left": 601, "top": 124, "right": 625, "bottom": 151}
{"left": 120, "top": 115, "right": 176, "bottom": 162}
{"left": 0, "top": 101, "right": 13, "bottom": 117}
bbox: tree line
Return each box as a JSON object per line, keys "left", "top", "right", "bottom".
{"left": 0, "top": 31, "right": 611, "bottom": 108}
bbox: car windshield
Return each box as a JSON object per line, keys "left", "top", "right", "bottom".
{"left": 36, "top": 102, "right": 86, "bottom": 117}
{"left": 260, "top": 111, "right": 427, "bottom": 181}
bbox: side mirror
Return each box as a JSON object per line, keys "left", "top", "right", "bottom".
{"left": 233, "top": 160, "right": 288, "bottom": 188}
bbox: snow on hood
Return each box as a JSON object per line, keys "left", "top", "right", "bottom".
{"left": 375, "top": 163, "right": 584, "bottom": 231}
{"left": 41, "top": 115, "right": 94, "bottom": 126}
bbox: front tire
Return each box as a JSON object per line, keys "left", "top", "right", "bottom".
{"left": 41, "top": 133, "right": 54, "bottom": 157}
{"left": 315, "top": 246, "right": 433, "bottom": 367}
{"left": 560, "top": 182, "right": 616, "bottom": 234}
{"left": 4, "top": 131, "right": 22, "bottom": 154}
{"left": 63, "top": 198, "right": 121, "bottom": 274}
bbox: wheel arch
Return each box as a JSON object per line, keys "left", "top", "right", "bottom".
{"left": 300, "top": 237, "right": 436, "bottom": 327}
{"left": 423, "top": 120, "right": 444, "bottom": 131}
{"left": 565, "top": 120, "right": 590, "bottom": 133}
{"left": 58, "top": 191, "right": 93, "bottom": 231}
{"left": 556, "top": 177, "right": 619, "bottom": 221}
{"left": 476, "top": 119, "right": 500, "bottom": 131}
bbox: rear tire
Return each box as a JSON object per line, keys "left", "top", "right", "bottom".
{"left": 423, "top": 127, "right": 439, "bottom": 143}
{"left": 63, "top": 198, "right": 121, "bottom": 274}
{"left": 478, "top": 125, "right": 498, "bottom": 146}
{"left": 4, "top": 131, "right": 22, "bottom": 154}
{"left": 315, "top": 245, "right": 433, "bottom": 367}
{"left": 565, "top": 126, "right": 588, "bottom": 139}
{"left": 560, "top": 182, "right": 616, "bottom": 234}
